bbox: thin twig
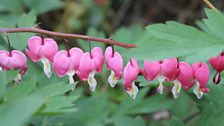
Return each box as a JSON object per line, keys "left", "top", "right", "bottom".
{"left": 0, "top": 27, "right": 137, "bottom": 48}
{"left": 203, "top": 0, "right": 217, "bottom": 10}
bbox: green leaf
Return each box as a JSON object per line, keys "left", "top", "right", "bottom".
{"left": 22, "top": 0, "right": 64, "bottom": 14}
{"left": 40, "top": 95, "right": 79, "bottom": 114}
{"left": 130, "top": 20, "right": 224, "bottom": 62}
{"left": 32, "top": 82, "right": 77, "bottom": 98}
{"left": 169, "top": 116, "right": 185, "bottom": 126}
{"left": 5, "top": 76, "right": 37, "bottom": 99}
{"left": 0, "top": 70, "right": 19, "bottom": 97}
{"left": 204, "top": 9, "right": 224, "bottom": 40}
{"left": 7, "top": 11, "right": 36, "bottom": 50}
{"left": 0, "top": 96, "right": 43, "bottom": 126}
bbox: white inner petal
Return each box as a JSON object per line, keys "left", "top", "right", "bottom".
{"left": 14, "top": 74, "right": 22, "bottom": 83}
{"left": 0, "top": 66, "right": 2, "bottom": 71}
{"left": 87, "top": 72, "right": 97, "bottom": 92}
{"left": 108, "top": 70, "right": 118, "bottom": 88}
{"left": 156, "top": 74, "right": 165, "bottom": 94}
{"left": 193, "top": 82, "right": 203, "bottom": 99}
{"left": 41, "top": 59, "right": 52, "bottom": 78}
{"left": 172, "top": 80, "right": 182, "bottom": 98}
{"left": 126, "top": 82, "right": 139, "bottom": 99}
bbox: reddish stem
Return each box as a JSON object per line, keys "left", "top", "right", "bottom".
{"left": 0, "top": 27, "right": 137, "bottom": 48}
{"left": 5, "top": 32, "right": 12, "bottom": 56}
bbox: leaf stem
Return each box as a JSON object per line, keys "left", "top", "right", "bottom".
{"left": 0, "top": 27, "right": 137, "bottom": 48}
{"left": 203, "top": 0, "right": 217, "bottom": 10}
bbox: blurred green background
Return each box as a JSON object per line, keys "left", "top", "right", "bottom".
{"left": 1, "top": 0, "right": 224, "bottom": 126}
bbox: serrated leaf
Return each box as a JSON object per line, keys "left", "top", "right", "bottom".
{"left": 5, "top": 76, "right": 37, "bottom": 99}
{"left": 32, "top": 82, "right": 77, "bottom": 98}
{"left": 40, "top": 95, "right": 79, "bottom": 115}
{"left": 0, "top": 96, "right": 43, "bottom": 126}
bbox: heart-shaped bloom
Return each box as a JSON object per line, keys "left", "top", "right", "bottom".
{"left": 53, "top": 48, "right": 83, "bottom": 85}
{"left": 0, "top": 50, "right": 28, "bottom": 82}
{"left": 140, "top": 58, "right": 179, "bottom": 94}
{"left": 105, "top": 46, "right": 123, "bottom": 87}
{"left": 192, "top": 62, "right": 210, "bottom": 99}
{"left": 209, "top": 52, "right": 224, "bottom": 84}
{"left": 124, "top": 59, "right": 139, "bottom": 99}
{"left": 172, "top": 62, "right": 194, "bottom": 98}
{"left": 25, "top": 36, "right": 58, "bottom": 78}
{"left": 79, "top": 47, "right": 104, "bottom": 91}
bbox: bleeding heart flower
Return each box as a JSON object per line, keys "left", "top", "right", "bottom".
{"left": 124, "top": 59, "right": 139, "bottom": 99}
{"left": 209, "top": 52, "right": 224, "bottom": 84}
{"left": 140, "top": 58, "right": 179, "bottom": 94}
{"left": 105, "top": 46, "right": 123, "bottom": 87}
{"left": 0, "top": 50, "right": 28, "bottom": 83}
{"left": 192, "top": 62, "right": 210, "bottom": 99}
{"left": 172, "top": 62, "right": 194, "bottom": 98}
{"left": 25, "top": 36, "right": 58, "bottom": 78}
{"left": 53, "top": 47, "right": 83, "bottom": 85}
{"left": 79, "top": 47, "right": 104, "bottom": 91}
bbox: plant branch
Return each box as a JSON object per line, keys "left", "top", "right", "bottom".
{"left": 203, "top": 0, "right": 217, "bottom": 10}
{"left": 0, "top": 27, "right": 137, "bottom": 48}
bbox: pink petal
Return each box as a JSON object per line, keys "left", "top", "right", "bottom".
{"left": 161, "top": 58, "right": 179, "bottom": 81}
{"left": 124, "top": 59, "right": 139, "bottom": 90}
{"left": 25, "top": 49, "right": 40, "bottom": 62}
{"left": 69, "top": 47, "right": 84, "bottom": 71}
{"left": 177, "top": 62, "right": 194, "bottom": 90}
{"left": 53, "top": 50, "right": 70, "bottom": 77}
{"left": 107, "top": 52, "right": 123, "bottom": 79}
{"left": 143, "top": 60, "right": 160, "bottom": 80}
{"left": 41, "top": 38, "right": 58, "bottom": 62}
{"left": 192, "top": 62, "right": 210, "bottom": 93}
{"left": 79, "top": 52, "right": 95, "bottom": 81}
{"left": 105, "top": 46, "right": 113, "bottom": 68}
{"left": 91, "top": 47, "right": 104, "bottom": 73}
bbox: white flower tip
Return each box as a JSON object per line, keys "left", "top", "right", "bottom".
{"left": 14, "top": 74, "right": 22, "bottom": 83}
{"left": 172, "top": 81, "right": 181, "bottom": 99}
{"left": 126, "top": 82, "right": 138, "bottom": 99}
{"left": 157, "top": 82, "right": 164, "bottom": 94}
{"left": 108, "top": 71, "right": 118, "bottom": 88}
{"left": 43, "top": 62, "right": 52, "bottom": 78}
{"left": 0, "top": 66, "right": 2, "bottom": 71}
{"left": 87, "top": 74, "right": 97, "bottom": 92}
{"left": 193, "top": 83, "right": 203, "bottom": 99}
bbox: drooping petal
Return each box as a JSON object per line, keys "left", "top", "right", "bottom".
{"left": 172, "top": 80, "right": 182, "bottom": 98}
{"left": 91, "top": 47, "right": 104, "bottom": 73}
{"left": 79, "top": 52, "right": 95, "bottom": 81}
{"left": 27, "top": 36, "right": 42, "bottom": 57}
{"left": 87, "top": 72, "right": 97, "bottom": 91}
{"left": 193, "top": 82, "right": 203, "bottom": 99}
{"left": 41, "top": 38, "right": 58, "bottom": 62}
{"left": 105, "top": 46, "right": 113, "bottom": 67}
{"left": 123, "top": 59, "right": 139, "bottom": 91}
{"left": 192, "top": 62, "right": 210, "bottom": 93}
{"left": 107, "top": 52, "right": 123, "bottom": 79}
{"left": 161, "top": 58, "right": 179, "bottom": 81}
{"left": 126, "top": 82, "right": 139, "bottom": 99}
{"left": 53, "top": 50, "right": 70, "bottom": 77}
{"left": 177, "top": 62, "right": 194, "bottom": 90}
{"left": 69, "top": 47, "right": 84, "bottom": 71}
{"left": 108, "top": 70, "right": 118, "bottom": 87}
{"left": 41, "top": 59, "right": 52, "bottom": 78}
{"left": 142, "top": 60, "right": 160, "bottom": 81}
{"left": 25, "top": 49, "right": 40, "bottom": 62}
